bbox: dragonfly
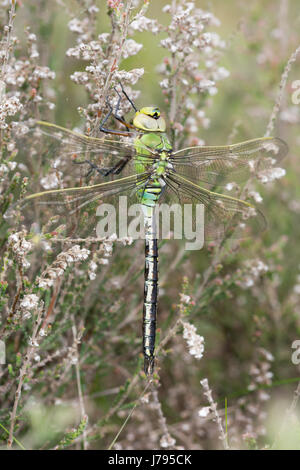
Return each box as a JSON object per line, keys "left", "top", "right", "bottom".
{"left": 18, "top": 84, "right": 288, "bottom": 375}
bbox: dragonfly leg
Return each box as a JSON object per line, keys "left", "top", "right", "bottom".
{"left": 113, "top": 86, "right": 130, "bottom": 130}
{"left": 99, "top": 88, "right": 134, "bottom": 135}
{"left": 72, "top": 159, "right": 109, "bottom": 178}
{"left": 73, "top": 157, "right": 131, "bottom": 179}
{"left": 99, "top": 96, "right": 117, "bottom": 133}
{"left": 112, "top": 86, "right": 138, "bottom": 131}
{"left": 85, "top": 165, "right": 94, "bottom": 179}
{"left": 117, "top": 81, "right": 137, "bottom": 112}
{"left": 72, "top": 159, "right": 102, "bottom": 179}
{"left": 94, "top": 156, "right": 131, "bottom": 177}
{"left": 108, "top": 156, "right": 131, "bottom": 175}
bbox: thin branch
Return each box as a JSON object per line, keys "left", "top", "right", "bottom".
{"left": 265, "top": 43, "right": 300, "bottom": 137}
{"left": 0, "top": 0, "right": 16, "bottom": 83}
{"left": 72, "top": 318, "right": 88, "bottom": 450}
{"left": 152, "top": 387, "right": 176, "bottom": 449}
{"left": 200, "top": 378, "right": 229, "bottom": 450}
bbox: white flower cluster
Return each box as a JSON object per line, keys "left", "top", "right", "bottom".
{"left": 120, "top": 237, "right": 133, "bottom": 246}
{"left": 66, "top": 4, "right": 146, "bottom": 126}
{"left": 182, "top": 321, "right": 205, "bottom": 360}
{"left": 114, "top": 68, "right": 144, "bottom": 85}
{"left": 88, "top": 234, "right": 133, "bottom": 279}
{"left": 122, "top": 39, "right": 143, "bottom": 59}
{"left": 67, "top": 41, "right": 104, "bottom": 61}
{"left": 130, "top": 16, "right": 159, "bottom": 34}
{"left": 6, "top": 56, "right": 53, "bottom": 88}
{"left": 26, "top": 29, "right": 39, "bottom": 60}
{"left": 225, "top": 182, "right": 240, "bottom": 192}
{"left": 248, "top": 190, "right": 263, "bottom": 203}
{"left": 29, "top": 66, "right": 55, "bottom": 81}
{"left": 257, "top": 167, "right": 286, "bottom": 183}
{"left": 198, "top": 406, "right": 210, "bottom": 418}
{"left": 0, "top": 94, "right": 22, "bottom": 129}
{"left": 8, "top": 231, "right": 32, "bottom": 269}
{"left": 2, "top": 26, "right": 56, "bottom": 122}
{"left": 88, "top": 260, "right": 97, "bottom": 281}
{"left": 158, "top": 1, "right": 228, "bottom": 138}
{"left": 37, "top": 245, "right": 90, "bottom": 288}
{"left": 179, "top": 293, "right": 191, "bottom": 305}
{"left": 68, "top": 17, "right": 88, "bottom": 35}
{"left": 238, "top": 259, "right": 269, "bottom": 289}
{"left": 70, "top": 71, "right": 89, "bottom": 85}
{"left": 99, "top": 234, "right": 118, "bottom": 265}
{"left": 0, "top": 160, "right": 16, "bottom": 179}
{"left": 20, "top": 293, "right": 39, "bottom": 319}
{"left": 40, "top": 172, "right": 62, "bottom": 190}
{"left": 242, "top": 348, "right": 274, "bottom": 437}
{"left": 160, "top": 434, "right": 176, "bottom": 448}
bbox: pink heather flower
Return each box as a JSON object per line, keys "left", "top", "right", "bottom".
{"left": 107, "top": 0, "right": 124, "bottom": 10}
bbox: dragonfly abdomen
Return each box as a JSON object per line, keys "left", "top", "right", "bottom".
{"left": 141, "top": 179, "right": 162, "bottom": 375}
{"left": 143, "top": 235, "right": 158, "bottom": 375}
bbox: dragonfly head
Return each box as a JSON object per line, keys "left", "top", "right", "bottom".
{"left": 133, "top": 106, "right": 166, "bottom": 132}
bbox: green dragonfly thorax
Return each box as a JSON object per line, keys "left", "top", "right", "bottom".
{"left": 133, "top": 107, "right": 172, "bottom": 179}
{"left": 133, "top": 113, "right": 173, "bottom": 206}
{"left": 134, "top": 132, "right": 172, "bottom": 182}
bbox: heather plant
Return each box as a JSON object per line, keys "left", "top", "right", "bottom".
{"left": 0, "top": 0, "right": 300, "bottom": 451}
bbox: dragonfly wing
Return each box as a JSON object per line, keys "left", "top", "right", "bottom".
{"left": 164, "top": 172, "right": 266, "bottom": 241}
{"left": 15, "top": 120, "right": 155, "bottom": 185}
{"left": 19, "top": 173, "right": 149, "bottom": 239}
{"left": 170, "top": 137, "right": 288, "bottom": 188}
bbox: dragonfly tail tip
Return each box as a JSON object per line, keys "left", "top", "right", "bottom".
{"left": 144, "top": 356, "right": 155, "bottom": 376}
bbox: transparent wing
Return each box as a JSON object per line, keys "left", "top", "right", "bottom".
{"left": 19, "top": 173, "right": 150, "bottom": 239}
{"left": 163, "top": 172, "right": 267, "bottom": 241}
{"left": 15, "top": 120, "right": 156, "bottom": 185}
{"left": 170, "top": 137, "right": 288, "bottom": 188}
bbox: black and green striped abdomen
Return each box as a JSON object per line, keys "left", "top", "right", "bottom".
{"left": 143, "top": 236, "right": 158, "bottom": 375}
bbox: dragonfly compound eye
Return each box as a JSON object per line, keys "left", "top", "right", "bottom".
{"left": 151, "top": 109, "right": 160, "bottom": 120}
